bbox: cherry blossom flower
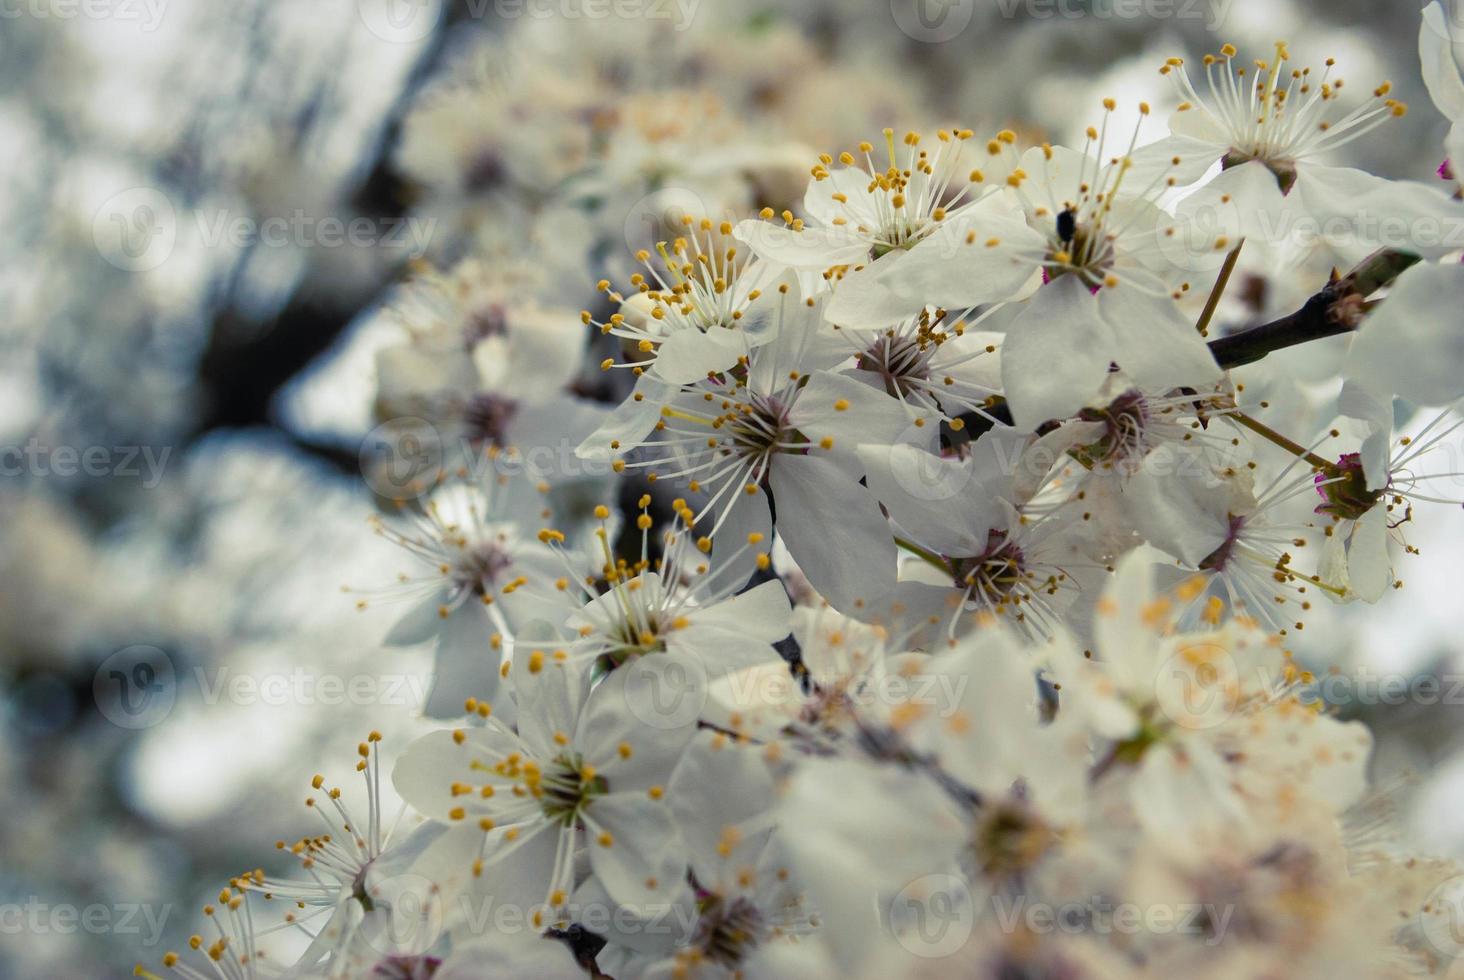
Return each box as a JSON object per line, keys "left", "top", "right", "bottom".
{"left": 392, "top": 652, "right": 696, "bottom": 928}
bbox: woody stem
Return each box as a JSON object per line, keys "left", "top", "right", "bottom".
{"left": 1194, "top": 242, "right": 1244, "bottom": 337}
{"left": 1230, "top": 411, "right": 1337, "bottom": 476}
{"left": 895, "top": 536, "right": 952, "bottom": 575}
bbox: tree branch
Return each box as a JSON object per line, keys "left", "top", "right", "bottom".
{"left": 962, "top": 248, "right": 1421, "bottom": 435}
{"left": 192, "top": 3, "right": 476, "bottom": 441}
{"left": 1205, "top": 248, "right": 1420, "bottom": 369}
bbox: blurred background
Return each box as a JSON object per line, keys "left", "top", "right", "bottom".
{"left": 3, "top": 0, "right": 1463, "bottom": 974}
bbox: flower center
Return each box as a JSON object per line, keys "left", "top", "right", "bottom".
{"left": 1222, "top": 149, "right": 1298, "bottom": 194}
{"left": 693, "top": 893, "right": 767, "bottom": 967}
{"left": 856, "top": 329, "right": 936, "bottom": 398}
{"left": 452, "top": 539, "right": 514, "bottom": 596}
{"left": 720, "top": 393, "right": 801, "bottom": 463}
{"left": 463, "top": 303, "right": 507, "bottom": 346}
{"left": 808, "top": 128, "right": 984, "bottom": 258}
{"left": 1313, "top": 453, "right": 1383, "bottom": 522}
{"left": 372, "top": 954, "right": 442, "bottom": 979}
{"left": 462, "top": 392, "right": 518, "bottom": 447}
{"left": 970, "top": 799, "right": 1055, "bottom": 881}
{"left": 1074, "top": 390, "right": 1152, "bottom": 469}
{"left": 605, "top": 596, "right": 669, "bottom": 661}
{"left": 538, "top": 752, "right": 609, "bottom": 825}
{"left": 1044, "top": 207, "right": 1116, "bottom": 286}
{"left": 1161, "top": 43, "right": 1406, "bottom": 173}
{"left": 950, "top": 530, "right": 1028, "bottom": 603}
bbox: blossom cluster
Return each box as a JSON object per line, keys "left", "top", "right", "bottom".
{"left": 145, "top": 7, "right": 1464, "bottom": 979}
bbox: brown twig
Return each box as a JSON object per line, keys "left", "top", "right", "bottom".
{"left": 963, "top": 248, "right": 1422, "bottom": 433}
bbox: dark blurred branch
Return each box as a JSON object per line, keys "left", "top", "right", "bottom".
{"left": 191, "top": 1, "right": 479, "bottom": 446}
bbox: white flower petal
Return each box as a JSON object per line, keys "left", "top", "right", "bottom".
{"left": 1295, "top": 164, "right": 1464, "bottom": 262}
{"left": 733, "top": 218, "right": 870, "bottom": 270}
{"left": 770, "top": 453, "right": 896, "bottom": 614}
{"left": 1421, "top": 1, "right": 1464, "bottom": 122}
{"left": 684, "top": 579, "right": 792, "bottom": 643}
{"left": 788, "top": 371, "right": 938, "bottom": 477}
{"left": 383, "top": 588, "right": 452, "bottom": 647}
{"left": 424, "top": 598, "right": 502, "bottom": 719}
{"left": 1098, "top": 286, "right": 1221, "bottom": 391}
{"left": 578, "top": 655, "right": 699, "bottom": 783}
{"left": 1347, "top": 505, "right": 1393, "bottom": 602}
{"left": 825, "top": 251, "right": 925, "bottom": 330}
{"left": 1119, "top": 452, "right": 1233, "bottom": 567}
{"left": 669, "top": 730, "right": 777, "bottom": 875}
{"left": 857, "top": 442, "right": 1001, "bottom": 555}
{"left": 583, "top": 795, "right": 689, "bottom": 912}
{"left": 393, "top": 727, "right": 517, "bottom": 821}
{"left": 885, "top": 196, "right": 1047, "bottom": 310}
{"left": 1346, "top": 262, "right": 1464, "bottom": 406}
{"left": 1000, "top": 277, "right": 1115, "bottom": 430}
{"left": 651, "top": 328, "right": 749, "bottom": 384}
{"left": 1173, "top": 159, "right": 1284, "bottom": 244}
{"left": 1124, "top": 134, "right": 1224, "bottom": 188}
{"left": 575, "top": 374, "right": 679, "bottom": 460}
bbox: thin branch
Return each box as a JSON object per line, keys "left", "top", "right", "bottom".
{"left": 1194, "top": 241, "right": 1244, "bottom": 337}
{"left": 962, "top": 248, "right": 1421, "bottom": 435}
{"left": 1206, "top": 248, "right": 1420, "bottom": 369}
